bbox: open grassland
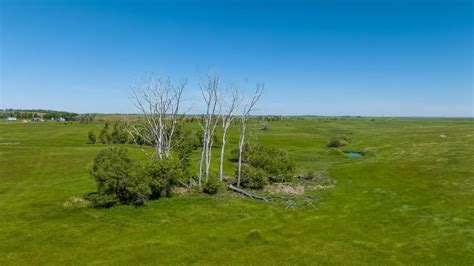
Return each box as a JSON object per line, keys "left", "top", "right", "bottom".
{"left": 0, "top": 117, "right": 473, "bottom": 264}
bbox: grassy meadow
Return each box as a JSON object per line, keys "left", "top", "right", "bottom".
{"left": 0, "top": 117, "right": 473, "bottom": 264}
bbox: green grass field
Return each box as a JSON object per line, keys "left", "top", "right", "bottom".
{"left": 1, "top": 117, "right": 473, "bottom": 264}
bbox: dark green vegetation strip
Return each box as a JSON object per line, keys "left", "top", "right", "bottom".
{"left": 0, "top": 118, "right": 473, "bottom": 264}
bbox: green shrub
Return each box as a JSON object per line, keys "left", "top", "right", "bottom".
{"left": 203, "top": 176, "right": 226, "bottom": 194}
{"left": 247, "top": 145, "right": 295, "bottom": 182}
{"left": 111, "top": 122, "right": 129, "bottom": 144}
{"left": 238, "top": 164, "right": 268, "bottom": 189}
{"left": 230, "top": 143, "right": 251, "bottom": 162}
{"left": 140, "top": 157, "right": 185, "bottom": 199}
{"left": 99, "top": 122, "right": 110, "bottom": 144}
{"left": 246, "top": 229, "right": 264, "bottom": 242}
{"left": 232, "top": 144, "right": 295, "bottom": 183}
{"left": 87, "top": 131, "right": 96, "bottom": 144}
{"left": 327, "top": 136, "right": 349, "bottom": 147}
{"left": 127, "top": 124, "right": 149, "bottom": 145}
{"left": 89, "top": 147, "right": 151, "bottom": 207}
{"left": 173, "top": 124, "right": 200, "bottom": 173}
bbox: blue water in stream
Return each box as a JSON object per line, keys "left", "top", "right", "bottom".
{"left": 345, "top": 151, "right": 362, "bottom": 158}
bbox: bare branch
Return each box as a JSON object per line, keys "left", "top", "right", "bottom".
{"left": 128, "top": 73, "right": 187, "bottom": 160}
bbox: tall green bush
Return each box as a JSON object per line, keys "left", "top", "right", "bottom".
{"left": 173, "top": 124, "right": 200, "bottom": 173}
{"left": 99, "top": 122, "right": 110, "bottom": 144}
{"left": 232, "top": 144, "right": 295, "bottom": 183}
{"left": 89, "top": 147, "right": 151, "bottom": 207}
{"left": 247, "top": 145, "right": 295, "bottom": 182}
{"left": 111, "top": 122, "right": 129, "bottom": 144}
{"left": 327, "top": 136, "right": 349, "bottom": 147}
{"left": 238, "top": 164, "right": 268, "bottom": 189}
{"left": 140, "top": 157, "right": 185, "bottom": 199}
{"left": 203, "top": 176, "right": 226, "bottom": 194}
{"left": 87, "top": 131, "right": 96, "bottom": 144}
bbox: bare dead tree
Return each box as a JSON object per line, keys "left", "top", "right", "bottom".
{"left": 198, "top": 73, "right": 222, "bottom": 187}
{"left": 163, "top": 81, "right": 187, "bottom": 158}
{"left": 129, "top": 74, "right": 187, "bottom": 159}
{"left": 237, "top": 83, "right": 264, "bottom": 187}
{"left": 219, "top": 87, "right": 240, "bottom": 181}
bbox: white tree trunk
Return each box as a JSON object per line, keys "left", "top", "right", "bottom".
{"left": 218, "top": 88, "right": 239, "bottom": 181}
{"left": 219, "top": 130, "right": 227, "bottom": 181}
{"left": 237, "top": 122, "right": 246, "bottom": 187}
{"left": 198, "top": 129, "right": 207, "bottom": 188}
{"left": 205, "top": 140, "right": 211, "bottom": 182}
{"left": 198, "top": 73, "right": 222, "bottom": 186}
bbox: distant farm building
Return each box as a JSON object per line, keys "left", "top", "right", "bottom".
{"left": 50, "top": 117, "right": 66, "bottom": 121}
{"left": 7, "top": 117, "right": 17, "bottom": 121}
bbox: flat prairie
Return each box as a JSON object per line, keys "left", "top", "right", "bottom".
{"left": 0, "top": 117, "right": 472, "bottom": 264}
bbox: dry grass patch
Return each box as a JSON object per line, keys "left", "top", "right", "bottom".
{"left": 264, "top": 183, "right": 305, "bottom": 195}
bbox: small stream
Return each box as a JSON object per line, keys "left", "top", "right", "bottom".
{"left": 344, "top": 151, "right": 362, "bottom": 158}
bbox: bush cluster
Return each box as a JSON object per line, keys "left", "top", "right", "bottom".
{"left": 172, "top": 124, "right": 201, "bottom": 174}
{"left": 87, "top": 131, "right": 96, "bottom": 144}
{"left": 233, "top": 144, "right": 295, "bottom": 189}
{"left": 202, "top": 176, "right": 226, "bottom": 195}
{"left": 141, "top": 157, "right": 185, "bottom": 199}
{"left": 88, "top": 147, "right": 185, "bottom": 207}
{"left": 88, "top": 122, "right": 130, "bottom": 144}
{"left": 327, "top": 136, "right": 349, "bottom": 147}
{"left": 0, "top": 110, "right": 78, "bottom": 120}
{"left": 238, "top": 164, "right": 269, "bottom": 189}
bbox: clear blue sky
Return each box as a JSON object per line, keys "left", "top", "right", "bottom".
{"left": 1, "top": 0, "right": 472, "bottom": 116}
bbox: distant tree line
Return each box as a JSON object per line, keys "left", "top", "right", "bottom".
{"left": 1, "top": 108, "right": 69, "bottom": 113}
{"left": 1, "top": 109, "right": 98, "bottom": 122}
{"left": 43, "top": 112, "right": 78, "bottom": 121}
{"left": 0, "top": 111, "right": 78, "bottom": 121}
{"left": 0, "top": 111, "right": 41, "bottom": 119}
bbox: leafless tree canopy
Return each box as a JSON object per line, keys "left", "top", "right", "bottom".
{"left": 128, "top": 72, "right": 264, "bottom": 189}
{"left": 219, "top": 86, "right": 241, "bottom": 181}
{"left": 129, "top": 74, "right": 187, "bottom": 159}
{"left": 198, "top": 73, "right": 222, "bottom": 187}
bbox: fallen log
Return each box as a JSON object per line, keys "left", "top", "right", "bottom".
{"left": 228, "top": 184, "right": 269, "bottom": 202}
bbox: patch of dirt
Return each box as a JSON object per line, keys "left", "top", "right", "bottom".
{"left": 264, "top": 183, "right": 305, "bottom": 195}
{"left": 172, "top": 187, "right": 193, "bottom": 196}
{"left": 305, "top": 184, "right": 336, "bottom": 190}
{"left": 222, "top": 176, "right": 234, "bottom": 182}
{"left": 293, "top": 171, "right": 337, "bottom": 191}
